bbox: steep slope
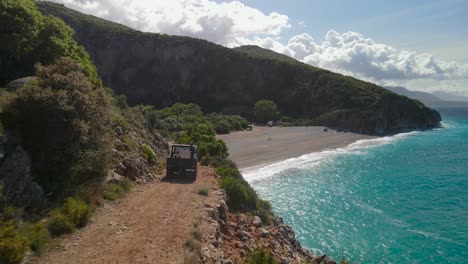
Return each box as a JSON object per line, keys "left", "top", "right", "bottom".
{"left": 37, "top": 2, "right": 441, "bottom": 134}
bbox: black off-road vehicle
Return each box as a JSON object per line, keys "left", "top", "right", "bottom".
{"left": 166, "top": 144, "right": 197, "bottom": 180}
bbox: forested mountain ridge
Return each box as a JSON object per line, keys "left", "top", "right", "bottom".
{"left": 37, "top": 1, "right": 441, "bottom": 134}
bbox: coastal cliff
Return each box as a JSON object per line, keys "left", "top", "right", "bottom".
{"left": 37, "top": 2, "right": 441, "bottom": 134}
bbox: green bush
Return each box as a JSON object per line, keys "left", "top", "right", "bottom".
{"left": 115, "top": 94, "right": 128, "bottom": 109}
{"left": 220, "top": 176, "right": 258, "bottom": 211}
{"left": 103, "top": 178, "right": 132, "bottom": 201}
{"left": 1, "top": 206, "right": 21, "bottom": 221}
{"left": 215, "top": 166, "right": 241, "bottom": 179}
{"left": 48, "top": 211, "right": 74, "bottom": 236}
{"left": 0, "top": 222, "right": 29, "bottom": 264}
{"left": 213, "top": 120, "right": 231, "bottom": 134}
{"left": 147, "top": 104, "right": 248, "bottom": 135}
{"left": 198, "top": 186, "right": 210, "bottom": 196}
{"left": 253, "top": 100, "right": 280, "bottom": 123}
{"left": 62, "top": 197, "right": 90, "bottom": 228}
{"left": 122, "top": 135, "right": 139, "bottom": 149}
{"left": 178, "top": 123, "right": 228, "bottom": 159}
{"left": 206, "top": 113, "right": 248, "bottom": 134}
{"left": 0, "top": 0, "right": 101, "bottom": 86}
{"left": 245, "top": 247, "right": 278, "bottom": 264}
{"left": 1, "top": 59, "right": 112, "bottom": 198}
{"left": 200, "top": 156, "right": 237, "bottom": 169}
{"left": 112, "top": 116, "right": 129, "bottom": 133}
{"left": 257, "top": 199, "right": 273, "bottom": 224}
{"left": 48, "top": 197, "right": 90, "bottom": 236}
{"left": 18, "top": 222, "right": 50, "bottom": 253}
{"left": 140, "top": 144, "right": 156, "bottom": 162}
{"left": 197, "top": 140, "right": 228, "bottom": 159}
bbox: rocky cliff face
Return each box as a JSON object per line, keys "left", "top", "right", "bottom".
{"left": 37, "top": 2, "right": 441, "bottom": 134}
{"left": 0, "top": 146, "right": 43, "bottom": 208}
{"left": 202, "top": 185, "right": 336, "bottom": 264}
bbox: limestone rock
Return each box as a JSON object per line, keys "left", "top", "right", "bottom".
{"left": 123, "top": 157, "right": 149, "bottom": 180}
{"left": 115, "top": 163, "right": 127, "bottom": 176}
{"left": 252, "top": 215, "right": 262, "bottom": 227}
{"left": 106, "top": 170, "right": 123, "bottom": 183}
{"left": 0, "top": 146, "right": 41, "bottom": 207}
{"left": 115, "top": 126, "right": 124, "bottom": 136}
{"left": 259, "top": 228, "right": 269, "bottom": 237}
{"left": 236, "top": 230, "right": 251, "bottom": 239}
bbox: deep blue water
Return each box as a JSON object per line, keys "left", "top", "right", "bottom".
{"left": 243, "top": 107, "right": 468, "bottom": 263}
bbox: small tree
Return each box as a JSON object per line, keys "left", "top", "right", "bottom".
{"left": 0, "top": 0, "right": 101, "bottom": 86}
{"left": 2, "top": 58, "right": 112, "bottom": 198}
{"left": 253, "top": 100, "right": 279, "bottom": 123}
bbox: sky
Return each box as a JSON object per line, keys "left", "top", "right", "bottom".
{"left": 43, "top": 0, "right": 468, "bottom": 96}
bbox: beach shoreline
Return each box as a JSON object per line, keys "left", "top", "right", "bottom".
{"left": 218, "top": 125, "right": 376, "bottom": 170}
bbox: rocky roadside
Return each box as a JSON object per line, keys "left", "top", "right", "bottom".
{"left": 200, "top": 176, "right": 336, "bottom": 264}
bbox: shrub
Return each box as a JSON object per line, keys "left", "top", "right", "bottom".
{"left": 122, "top": 135, "right": 139, "bottom": 149}
{"left": 245, "top": 247, "right": 278, "bottom": 264}
{"left": 215, "top": 166, "right": 241, "bottom": 179}
{"left": 205, "top": 113, "right": 249, "bottom": 134}
{"left": 253, "top": 100, "right": 280, "bottom": 123}
{"left": 1, "top": 206, "right": 21, "bottom": 221}
{"left": 0, "top": 0, "right": 101, "bottom": 86}
{"left": 112, "top": 116, "right": 128, "bottom": 133}
{"left": 61, "top": 197, "right": 90, "bottom": 228}
{"left": 197, "top": 140, "right": 228, "bottom": 159}
{"left": 140, "top": 144, "right": 156, "bottom": 162}
{"left": 0, "top": 222, "right": 29, "bottom": 264}
{"left": 1, "top": 58, "right": 112, "bottom": 199}
{"left": 220, "top": 176, "right": 258, "bottom": 211}
{"left": 213, "top": 120, "right": 231, "bottom": 134}
{"left": 183, "top": 252, "right": 200, "bottom": 264}
{"left": 201, "top": 156, "right": 237, "bottom": 169}
{"left": 179, "top": 123, "right": 228, "bottom": 159}
{"left": 200, "top": 155, "right": 211, "bottom": 166}
{"left": 48, "top": 211, "right": 74, "bottom": 236}
{"left": 48, "top": 197, "right": 90, "bottom": 236}
{"left": 18, "top": 222, "right": 50, "bottom": 253}
{"left": 184, "top": 238, "right": 201, "bottom": 257}
{"left": 103, "top": 178, "right": 132, "bottom": 201}
{"left": 197, "top": 186, "right": 210, "bottom": 196}
{"left": 257, "top": 199, "right": 273, "bottom": 224}
{"left": 115, "top": 94, "right": 128, "bottom": 109}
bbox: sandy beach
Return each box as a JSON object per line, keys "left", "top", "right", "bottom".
{"left": 218, "top": 126, "right": 375, "bottom": 169}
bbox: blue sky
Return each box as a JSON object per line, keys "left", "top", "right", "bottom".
{"left": 47, "top": 0, "right": 468, "bottom": 95}
{"left": 239, "top": 0, "right": 468, "bottom": 62}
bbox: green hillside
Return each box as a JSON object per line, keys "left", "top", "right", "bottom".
{"left": 36, "top": 1, "right": 441, "bottom": 134}
{"left": 234, "top": 45, "right": 309, "bottom": 66}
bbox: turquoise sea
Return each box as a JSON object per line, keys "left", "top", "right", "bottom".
{"left": 242, "top": 107, "right": 468, "bottom": 263}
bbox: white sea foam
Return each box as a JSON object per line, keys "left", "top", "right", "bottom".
{"left": 440, "top": 120, "right": 455, "bottom": 129}
{"left": 241, "top": 131, "right": 420, "bottom": 182}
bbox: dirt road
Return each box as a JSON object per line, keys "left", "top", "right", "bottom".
{"left": 28, "top": 166, "right": 218, "bottom": 264}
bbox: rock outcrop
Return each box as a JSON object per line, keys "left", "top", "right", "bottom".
{"left": 201, "top": 188, "right": 337, "bottom": 264}
{"left": 0, "top": 146, "right": 43, "bottom": 208}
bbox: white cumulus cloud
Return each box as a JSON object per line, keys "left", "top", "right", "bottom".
{"left": 43, "top": 0, "right": 290, "bottom": 45}
{"left": 281, "top": 30, "right": 468, "bottom": 81}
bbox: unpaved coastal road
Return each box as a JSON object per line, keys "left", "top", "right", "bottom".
{"left": 28, "top": 166, "right": 217, "bottom": 264}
